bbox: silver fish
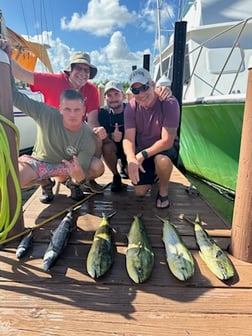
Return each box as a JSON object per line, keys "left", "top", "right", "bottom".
{"left": 16, "top": 230, "right": 33, "bottom": 259}
{"left": 43, "top": 210, "right": 75, "bottom": 271}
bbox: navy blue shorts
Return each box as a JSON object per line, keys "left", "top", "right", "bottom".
{"left": 137, "top": 146, "right": 178, "bottom": 185}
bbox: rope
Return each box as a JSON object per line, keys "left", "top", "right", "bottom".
{"left": 0, "top": 114, "right": 22, "bottom": 241}
{"left": 0, "top": 192, "right": 95, "bottom": 246}
{"left": 0, "top": 183, "right": 111, "bottom": 246}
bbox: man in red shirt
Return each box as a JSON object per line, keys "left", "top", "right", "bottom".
{"left": 12, "top": 51, "right": 100, "bottom": 128}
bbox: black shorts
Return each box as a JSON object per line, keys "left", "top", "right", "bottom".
{"left": 137, "top": 145, "right": 178, "bottom": 185}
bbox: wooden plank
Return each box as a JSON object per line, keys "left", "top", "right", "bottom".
{"left": 1, "top": 284, "right": 252, "bottom": 335}
{"left": 1, "top": 284, "right": 252, "bottom": 315}
{"left": 2, "top": 165, "right": 250, "bottom": 336}
{"left": 0, "top": 310, "right": 251, "bottom": 336}
{"left": 0, "top": 247, "right": 250, "bottom": 288}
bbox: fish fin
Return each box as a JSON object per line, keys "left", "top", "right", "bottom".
{"left": 194, "top": 214, "right": 201, "bottom": 224}
{"left": 156, "top": 214, "right": 170, "bottom": 223}
{"left": 107, "top": 211, "right": 117, "bottom": 219}
{"left": 179, "top": 214, "right": 195, "bottom": 226}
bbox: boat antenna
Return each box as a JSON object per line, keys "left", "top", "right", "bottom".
{"left": 156, "top": 0, "right": 163, "bottom": 76}
{"left": 178, "top": 0, "right": 183, "bottom": 21}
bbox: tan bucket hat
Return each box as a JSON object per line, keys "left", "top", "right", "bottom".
{"left": 64, "top": 51, "right": 97, "bottom": 79}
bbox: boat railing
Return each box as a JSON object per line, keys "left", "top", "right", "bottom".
{"left": 183, "top": 17, "right": 252, "bottom": 99}
{"left": 210, "top": 19, "right": 249, "bottom": 96}
{"left": 183, "top": 93, "right": 245, "bottom": 105}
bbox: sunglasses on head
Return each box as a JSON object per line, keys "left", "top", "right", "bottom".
{"left": 131, "top": 83, "right": 150, "bottom": 95}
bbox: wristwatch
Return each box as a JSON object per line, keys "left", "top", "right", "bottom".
{"left": 141, "top": 150, "right": 148, "bottom": 160}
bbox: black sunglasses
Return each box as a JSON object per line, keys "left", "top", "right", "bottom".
{"left": 131, "top": 84, "right": 150, "bottom": 95}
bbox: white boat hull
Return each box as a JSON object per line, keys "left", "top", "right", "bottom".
{"left": 14, "top": 111, "right": 37, "bottom": 154}
{"left": 14, "top": 89, "right": 43, "bottom": 154}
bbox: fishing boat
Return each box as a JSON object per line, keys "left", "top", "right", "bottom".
{"left": 153, "top": 0, "right": 252, "bottom": 196}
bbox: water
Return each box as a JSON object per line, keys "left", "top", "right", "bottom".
{"left": 186, "top": 174, "right": 234, "bottom": 225}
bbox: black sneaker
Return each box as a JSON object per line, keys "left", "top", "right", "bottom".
{"left": 111, "top": 174, "right": 123, "bottom": 192}
{"left": 81, "top": 179, "right": 104, "bottom": 193}
{"left": 119, "top": 160, "right": 129, "bottom": 179}
{"left": 39, "top": 178, "right": 55, "bottom": 204}
{"left": 65, "top": 179, "right": 85, "bottom": 201}
{"left": 120, "top": 169, "right": 129, "bottom": 179}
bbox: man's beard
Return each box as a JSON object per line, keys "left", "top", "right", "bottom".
{"left": 108, "top": 102, "right": 123, "bottom": 110}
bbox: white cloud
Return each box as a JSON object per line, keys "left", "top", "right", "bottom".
{"left": 139, "top": 0, "right": 175, "bottom": 32}
{"left": 103, "top": 31, "right": 137, "bottom": 62}
{"left": 139, "top": 0, "right": 157, "bottom": 33}
{"left": 91, "top": 31, "right": 145, "bottom": 82}
{"left": 60, "top": 0, "right": 137, "bottom": 37}
{"left": 20, "top": 0, "right": 173, "bottom": 83}
{"left": 25, "top": 30, "right": 148, "bottom": 83}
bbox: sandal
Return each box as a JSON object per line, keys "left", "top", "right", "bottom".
{"left": 156, "top": 192, "right": 170, "bottom": 209}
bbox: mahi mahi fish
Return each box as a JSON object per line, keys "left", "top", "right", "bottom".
{"left": 16, "top": 230, "right": 33, "bottom": 259}
{"left": 126, "top": 214, "right": 154, "bottom": 284}
{"left": 157, "top": 215, "right": 194, "bottom": 281}
{"left": 43, "top": 209, "right": 75, "bottom": 271}
{"left": 86, "top": 212, "right": 116, "bottom": 279}
{"left": 183, "top": 214, "right": 235, "bottom": 280}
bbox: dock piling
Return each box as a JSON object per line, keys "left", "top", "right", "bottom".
{"left": 0, "top": 44, "right": 24, "bottom": 239}
{"left": 230, "top": 65, "right": 252, "bottom": 262}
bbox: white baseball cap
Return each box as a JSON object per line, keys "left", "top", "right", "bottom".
{"left": 129, "top": 68, "right": 152, "bottom": 87}
{"left": 104, "top": 81, "right": 123, "bottom": 94}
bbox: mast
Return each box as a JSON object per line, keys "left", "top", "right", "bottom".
{"left": 178, "top": 0, "right": 183, "bottom": 21}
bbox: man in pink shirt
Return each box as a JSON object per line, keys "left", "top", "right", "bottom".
{"left": 123, "top": 68, "right": 180, "bottom": 209}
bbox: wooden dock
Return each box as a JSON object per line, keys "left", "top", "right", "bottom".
{"left": 1, "top": 166, "right": 252, "bottom": 335}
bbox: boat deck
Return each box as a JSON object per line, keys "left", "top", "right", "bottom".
{"left": 1, "top": 166, "right": 252, "bottom": 335}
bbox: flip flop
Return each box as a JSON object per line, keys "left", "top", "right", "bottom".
{"left": 156, "top": 192, "right": 170, "bottom": 209}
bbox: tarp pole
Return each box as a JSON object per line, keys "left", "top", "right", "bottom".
{"left": 230, "top": 65, "right": 252, "bottom": 262}
{"left": 171, "top": 21, "right": 187, "bottom": 166}
{"left": 143, "top": 54, "right": 150, "bottom": 71}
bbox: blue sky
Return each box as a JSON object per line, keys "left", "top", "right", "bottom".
{"left": 0, "top": 0, "right": 178, "bottom": 82}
